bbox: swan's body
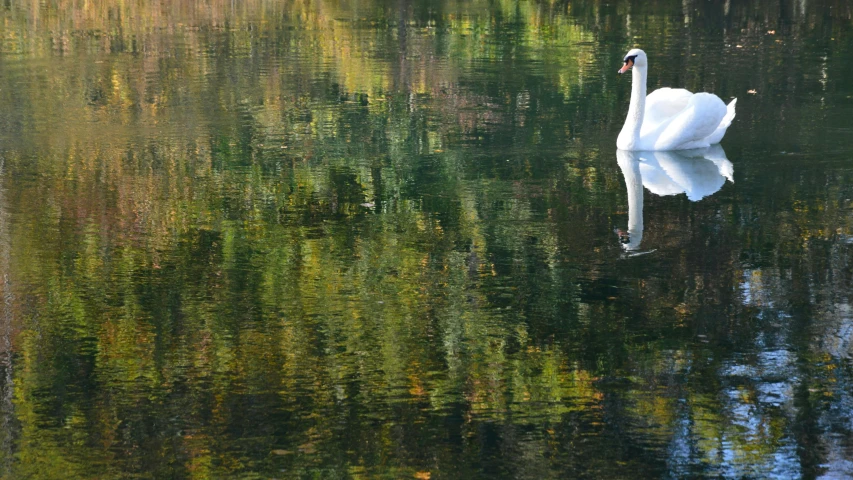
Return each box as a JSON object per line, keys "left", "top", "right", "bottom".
{"left": 617, "top": 49, "right": 736, "bottom": 151}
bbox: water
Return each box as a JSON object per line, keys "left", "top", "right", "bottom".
{"left": 0, "top": 0, "right": 852, "bottom": 478}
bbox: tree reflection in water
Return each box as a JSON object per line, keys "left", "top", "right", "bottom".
{"left": 0, "top": 0, "right": 851, "bottom": 478}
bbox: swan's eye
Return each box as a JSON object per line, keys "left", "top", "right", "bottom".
{"left": 624, "top": 55, "right": 637, "bottom": 65}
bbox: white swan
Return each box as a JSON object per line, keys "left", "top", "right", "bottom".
{"left": 616, "top": 147, "right": 734, "bottom": 251}
{"left": 617, "top": 49, "right": 737, "bottom": 151}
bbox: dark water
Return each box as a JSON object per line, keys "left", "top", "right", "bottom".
{"left": 1, "top": 0, "right": 852, "bottom": 478}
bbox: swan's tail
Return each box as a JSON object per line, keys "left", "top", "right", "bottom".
{"left": 704, "top": 98, "right": 737, "bottom": 145}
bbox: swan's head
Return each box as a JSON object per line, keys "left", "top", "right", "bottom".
{"left": 618, "top": 49, "right": 647, "bottom": 74}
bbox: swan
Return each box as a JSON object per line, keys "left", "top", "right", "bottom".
{"left": 617, "top": 49, "right": 737, "bottom": 151}
{"left": 616, "top": 147, "right": 734, "bottom": 251}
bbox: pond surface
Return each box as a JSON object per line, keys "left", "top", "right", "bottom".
{"left": 1, "top": 0, "right": 853, "bottom": 478}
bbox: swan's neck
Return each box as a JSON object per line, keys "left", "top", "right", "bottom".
{"left": 618, "top": 65, "right": 647, "bottom": 150}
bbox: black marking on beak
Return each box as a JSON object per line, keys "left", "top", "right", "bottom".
{"left": 618, "top": 55, "right": 638, "bottom": 74}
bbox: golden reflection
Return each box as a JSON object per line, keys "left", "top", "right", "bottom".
{"left": 0, "top": 0, "right": 851, "bottom": 478}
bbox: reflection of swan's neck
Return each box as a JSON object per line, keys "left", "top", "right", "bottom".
{"left": 617, "top": 65, "right": 647, "bottom": 150}
{"left": 617, "top": 151, "right": 644, "bottom": 251}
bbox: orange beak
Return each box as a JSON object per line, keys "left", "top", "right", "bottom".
{"left": 618, "top": 58, "right": 633, "bottom": 74}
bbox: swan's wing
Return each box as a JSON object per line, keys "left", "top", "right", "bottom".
{"left": 642, "top": 88, "right": 693, "bottom": 133}
{"left": 702, "top": 98, "right": 737, "bottom": 145}
{"left": 651, "top": 93, "right": 727, "bottom": 150}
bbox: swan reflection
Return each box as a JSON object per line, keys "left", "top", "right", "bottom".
{"left": 616, "top": 146, "right": 733, "bottom": 252}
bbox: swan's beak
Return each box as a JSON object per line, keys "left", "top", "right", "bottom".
{"left": 618, "top": 58, "right": 633, "bottom": 74}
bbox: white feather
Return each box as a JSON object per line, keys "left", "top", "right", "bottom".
{"left": 617, "top": 49, "right": 736, "bottom": 151}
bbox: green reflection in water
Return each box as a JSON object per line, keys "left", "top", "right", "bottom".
{"left": 1, "top": 0, "right": 853, "bottom": 478}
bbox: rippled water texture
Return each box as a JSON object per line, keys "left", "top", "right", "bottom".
{"left": 1, "top": 0, "right": 853, "bottom": 478}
